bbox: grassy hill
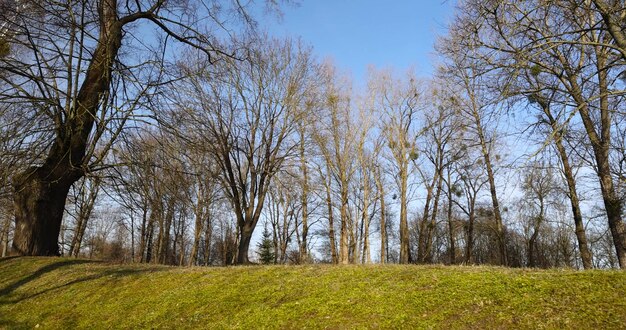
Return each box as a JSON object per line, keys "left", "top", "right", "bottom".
{"left": 1, "top": 257, "right": 625, "bottom": 329}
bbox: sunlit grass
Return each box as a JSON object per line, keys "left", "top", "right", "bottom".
{"left": 1, "top": 257, "right": 625, "bottom": 329}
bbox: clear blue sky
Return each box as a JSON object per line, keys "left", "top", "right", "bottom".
{"left": 266, "top": 1, "right": 456, "bottom": 83}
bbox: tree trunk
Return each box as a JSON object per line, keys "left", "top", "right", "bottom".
{"left": 145, "top": 220, "right": 154, "bottom": 263}
{"left": 339, "top": 182, "right": 350, "bottom": 264}
{"left": 324, "top": 168, "right": 338, "bottom": 264}
{"left": 425, "top": 173, "right": 444, "bottom": 263}
{"left": 12, "top": 168, "right": 76, "bottom": 256}
{"left": 362, "top": 172, "right": 371, "bottom": 264}
{"left": 237, "top": 224, "right": 254, "bottom": 264}
{"left": 446, "top": 169, "right": 456, "bottom": 264}
{"left": 528, "top": 227, "right": 539, "bottom": 268}
{"left": 190, "top": 202, "right": 205, "bottom": 266}
{"left": 540, "top": 101, "right": 593, "bottom": 269}
{"left": 69, "top": 177, "right": 100, "bottom": 257}
{"left": 399, "top": 163, "right": 411, "bottom": 264}
{"left": 299, "top": 129, "right": 310, "bottom": 263}
{"left": 465, "top": 198, "right": 476, "bottom": 264}
{"left": 11, "top": 0, "right": 123, "bottom": 256}
{"left": 418, "top": 173, "right": 437, "bottom": 263}
{"left": 554, "top": 41, "right": 626, "bottom": 268}
{"left": 203, "top": 214, "right": 212, "bottom": 266}
{"left": 1, "top": 215, "right": 10, "bottom": 257}
{"left": 477, "top": 128, "right": 507, "bottom": 266}
{"left": 375, "top": 167, "right": 386, "bottom": 264}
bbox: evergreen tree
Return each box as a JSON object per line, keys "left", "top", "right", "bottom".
{"left": 257, "top": 223, "right": 275, "bottom": 264}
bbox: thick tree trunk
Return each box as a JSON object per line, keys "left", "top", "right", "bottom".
{"left": 12, "top": 168, "right": 75, "bottom": 256}
{"left": 11, "top": 0, "right": 124, "bottom": 256}
{"left": 236, "top": 224, "right": 254, "bottom": 264}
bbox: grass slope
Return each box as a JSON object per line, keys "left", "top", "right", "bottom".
{"left": 1, "top": 258, "right": 625, "bottom": 329}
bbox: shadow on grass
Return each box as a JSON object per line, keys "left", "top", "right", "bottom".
{"left": 0, "top": 259, "right": 96, "bottom": 298}
{"left": 1, "top": 264, "right": 165, "bottom": 305}
{"left": 0, "top": 256, "right": 21, "bottom": 264}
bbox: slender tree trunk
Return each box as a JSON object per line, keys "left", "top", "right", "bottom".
{"left": 139, "top": 207, "right": 148, "bottom": 263}
{"left": 425, "top": 173, "right": 443, "bottom": 263}
{"left": 540, "top": 101, "right": 593, "bottom": 269}
{"left": 69, "top": 178, "right": 100, "bottom": 257}
{"left": 204, "top": 214, "right": 212, "bottom": 266}
{"left": 130, "top": 211, "right": 135, "bottom": 262}
{"left": 418, "top": 173, "right": 437, "bottom": 263}
{"left": 299, "top": 129, "right": 309, "bottom": 263}
{"left": 157, "top": 200, "right": 174, "bottom": 264}
{"left": 1, "top": 215, "right": 10, "bottom": 257}
{"left": 375, "top": 167, "right": 386, "bottom": 264}
{"left": 465, "top": 198, "right": 476, "bottom": 264}
{"left": 476, "top": 125, "right": 507, "bottom": 266}
{"left": 145, "top": 220, "right": 154, "bottom": 263}
{"left": 559, "top": 49, "right": 626, "bottom": 268}
{"left": 190, "top": 199, "right": 205, "bottom": 266}
{"left": 362, "top": 171, "right": 371, "bottom": 264}
{"left": 594, "top": 46, "right": 626, "bottom": 268}
{"left": 324, "top": 168, "right": 338, "bottom": 264}
{"left": 446, "top": 170, "right": 456, "bottom": 264}
{"left": 339, "top": 181, "right": 350, "bottom": 264}
{"left": 399, "top": 162, "right": 411, "bottom": 264}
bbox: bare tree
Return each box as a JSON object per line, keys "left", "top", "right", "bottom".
{"left": 174, "top": 37, "right": 315, "bottom": 264}
{"left": 450, "top": 0, "right": 625, "bottom": 267}
{"left": 0, "top": 0, "right": 261, "bottom": 256}
{"left": 368, "top": 68, "right": 422, "bottom": 264}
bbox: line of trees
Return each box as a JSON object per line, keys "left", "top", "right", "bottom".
{"left": 0, "top": 0, "right": 624, "bottom": 269}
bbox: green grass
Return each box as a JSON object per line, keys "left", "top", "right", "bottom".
{"left": 1, "top": 258, "right": 625, "bottom": 329}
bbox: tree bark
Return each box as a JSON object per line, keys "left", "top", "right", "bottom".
{"left": 12, "top": 169, "right": 76, "bottom": 255}
{"left": 399, "top": 163, "right": 411, "bottom": 264}
{"left": 446, "top": 169, "right": 456, "bottom": 264}
{"left": 375, "top": 167, "right": 386, "bottom": 264}
{"left": 425, "top": 173, "right": 444, "bottom": 263}
{"left": 299, "top": 128, "right": 310, "bottom": 263}
{"left": 236, "top": 223, "right": 254, "bottom": 264}
{"left": 324, "top": 163, "right": 338, "bottom": 264}
{"left": 418, "top": 172, "right": 437, "bottom": 263}
{"left": 465, "top": 206, "right": 475, "bottom": 264}
{"left": 339, "top": 182, "right": 350, "bottom": 264}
